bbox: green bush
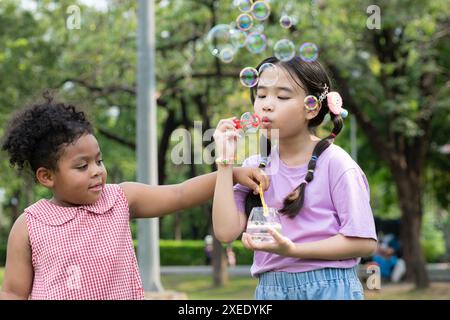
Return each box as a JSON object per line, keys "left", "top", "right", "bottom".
{"left": 0, "top": 244, "right": 5, "bottom": 266}
{"left": 157, "top": 240, "right": 253, "bottom": 266}
{"left": 421, "top": 212, "right": 446, "bottom": 262}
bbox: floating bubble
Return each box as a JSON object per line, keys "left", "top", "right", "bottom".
{"left": 230, "top": 29, "right": 247, "bottom": 48}
{"left": 304, "top": 95, "right": 319, "bottom": 111}
{"left": 246, "top": 32, "right": 267, "bottom": 54}
{"left": 273, "top": 39, "right": 295, "bottom": 62}
{"left": 236, "top": 13, "right": 253, "bottom": 31}
{"left": 242, "top": 112, "right": 260, "bottom": 133}
{"left": 279, "top": 15, "right": 292, "bottom": 29}
{"left": 240, "top": 67, "right": 259, "bottom": 87}
{"left": 251, "top": 23, "right": 265, "bottom": 34}
{"left": 238, "top": 0, "right": 253, "bottom": 12}
{"left": 219, "top": 47, "right": 235, "bottom": 63}
{"left": 251, "top": 1, "right": 271, "bottom": 21}
{"left": 206, "top": 24, "right": 235, "bottom": 58}
{"left": 234, "top": 112, "right": 260, "bottom": 134}
{"left": 258, "top": 63, "right": 279, "bottom": 87}
{"left": 240, "top": 112, "right": 253, "bottom": 130}
{"left": 299, "top": 42, "right": 319, "bottom": 62}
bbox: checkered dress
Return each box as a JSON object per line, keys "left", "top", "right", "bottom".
{"left": 25, "top": 184, "right": 144, "bottom": 300}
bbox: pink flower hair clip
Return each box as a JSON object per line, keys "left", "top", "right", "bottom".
{"left": 327, "top": 91, "right": 348, "bottom": 118}
{"left": 304, "top": 84, "right": 348, "bottom": 118}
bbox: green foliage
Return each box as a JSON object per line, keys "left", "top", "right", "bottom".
{"left": 0, "top": 243, "right": 6, "bottom": 266}
{"left": 421, "top": 211, "right": 446, "bottom": 262}
{"left": 158, "top": 240, "right": 253, "bottom": 266}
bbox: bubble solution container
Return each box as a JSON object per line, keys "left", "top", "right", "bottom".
{"left": 246, "top": 207, "right": 282, "bottom": 243}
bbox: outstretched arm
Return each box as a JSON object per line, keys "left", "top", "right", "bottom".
{"left": 121, "top": 167, "right": 268, "bottom": 219}
{"left": 0, "top": 214, "right": 33, "bottom": 300}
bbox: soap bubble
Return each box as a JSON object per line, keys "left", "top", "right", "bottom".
{"left": 238, "top": 0, "right": 253, "bottom": 12}
{"left": 230, "top": 29, "right": 247, "bottom": 48}
{"left": 236, "top": 13, "right": 253, "bottom": 31}
{"left": 240, "top": 67, "right": 259, "bottom": 87}
{"left": 206, "top": 24, "right": 235, "bottom": 58}
{"left": 219, "top": 47, "right": 235, "bottom": 63}
{"left": 258, "top": 63, "right": 279, "bottom": 87}
{"left": 246, "top": 32, "right": 267, "bottom": 54}
{"left": 274, "top": 39, "right": 295, "bottom": 62}
{"left": 299, "top": 42, "right": 319, "bottom": 62}
{"left": 251, "top": 1, "right": 271, "bottom": 21}
{"left": 280, "top": 15, "right": 293, "bottom": 29}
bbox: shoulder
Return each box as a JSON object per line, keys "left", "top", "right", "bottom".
{"left": 8, "top": 213, "right": 30, "bottom": 251}
{"left": 118, "top": 182, "right": 143, "bottom": 211}
{"left": 322, "top": 144, "right": 362, "bottom": 174}
{"left": 320, "top": 144, "right": 368, "bottom": 187}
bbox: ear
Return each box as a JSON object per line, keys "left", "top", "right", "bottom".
{"left": 36, "top": 167, "right": 55, "bottom": 188}
{"left": 305, "top": 102, "right": 323, "bottom": 120}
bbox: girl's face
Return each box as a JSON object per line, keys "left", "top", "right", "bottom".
{"left": 49, "top": 134, "right": 107, "bottom": 206}
{"left": 254, "top": 65, "right": 318, "bottom": 139}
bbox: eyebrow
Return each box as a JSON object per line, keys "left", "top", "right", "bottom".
{"left": 73, "top": 151, "right": 102, "bottom": 162}
{"left": 257, "top": 86, "right": 295, "bottom": 93}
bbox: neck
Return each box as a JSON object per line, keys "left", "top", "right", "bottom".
{"left": 49, "top": 196, "right": 77, "bottom": 207}
{"left": 278, "top": 129, "right": 320, "bottom": 166}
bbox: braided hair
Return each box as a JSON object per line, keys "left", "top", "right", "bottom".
{"left": 244, "top": 57, "right": 344, "bottom": 218}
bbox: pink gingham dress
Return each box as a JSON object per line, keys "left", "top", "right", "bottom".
{"left": 25, "top": 184, "right": 144, "bottom": 300}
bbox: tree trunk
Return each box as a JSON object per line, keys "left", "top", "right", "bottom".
{"left": 212, "top": 235, "right": 228, "bottom": 287}
{"left": 173, "top": 212, "right": 182, "bottom": 240}
{"left": 393, "top": 170, "right": 430, "bottom": 288}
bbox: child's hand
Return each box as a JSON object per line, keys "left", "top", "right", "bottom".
{"left": 242, "top": 227, "right": 296, "bottom": 257}
{"left": 233, "top": 167, "right": 270, "bottom": 195}
{"left": 213, "top": 117, "right": 240, "bottom": 162}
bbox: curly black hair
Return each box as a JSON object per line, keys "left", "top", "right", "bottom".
{"left": 1, "top": 92, "right": 93, "bottom": 175}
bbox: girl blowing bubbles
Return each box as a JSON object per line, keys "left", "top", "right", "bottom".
{"left": 0, "top": 93, "right": 268, "bottom": 300}
{"left": 213, "top": 57, "right": 378, "bottom": 300}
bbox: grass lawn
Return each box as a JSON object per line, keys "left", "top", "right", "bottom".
{"left": 1, "top": 267, "right": 449, "bottom": 300}
{"left": 161, "top": 274, "right": 258, "bottom": 300}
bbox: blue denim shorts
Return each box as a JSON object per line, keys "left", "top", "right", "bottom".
{"left": 255, "top": 267, "right": 365, "bottom": 300}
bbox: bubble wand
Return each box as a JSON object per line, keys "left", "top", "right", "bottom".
{"left": 259, "top": 182, "right": 269, "bottom": 216}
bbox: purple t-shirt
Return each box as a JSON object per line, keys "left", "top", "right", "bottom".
{"left": 234, "top": 144, "right": 377, "bottom": 277}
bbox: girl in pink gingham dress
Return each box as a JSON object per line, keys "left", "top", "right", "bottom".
{"left": 0, "top": 93, "right": 269, "bottom": 300}
{"left": 25, "top": 184, "right": 143, "bottom": 300}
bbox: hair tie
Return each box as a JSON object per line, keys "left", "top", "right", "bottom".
{"left": 303, "top": 180, "right": 308, "bottom": 185}
{"left": 311, "top": 155, "right": 318, "bottom": 161}
{"left": 308, "top": 169, "right": 314, "bottom": 173}
{"left": 330, "top": 133, "right": 336, "bottom": 138}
